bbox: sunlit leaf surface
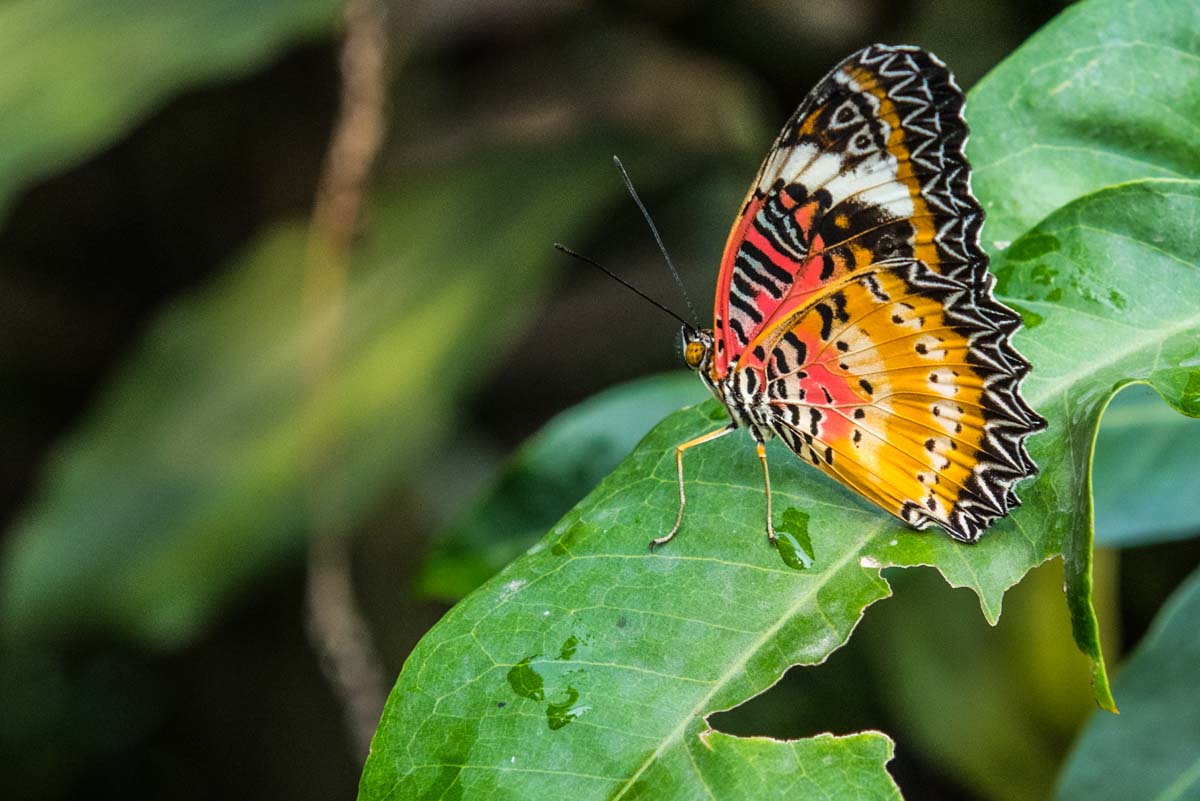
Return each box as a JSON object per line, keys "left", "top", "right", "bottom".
{"left": 967, "top": 0, "right": 1200, "bottom": 244}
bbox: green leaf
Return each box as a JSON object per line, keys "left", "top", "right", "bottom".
{"left": 654, "top": 732, "right": 901, "bottom": 800}
{"left": 994, "top": 179, "right": 1200, "bottom": 713}
{"left": 967, "top": 0, "right": 1200, "bottom": 245}
{"left": 0, "top": 0, "right": 340, "bottom": 224}
{"left": 1092, "top": 384, "right": 1200, "bottom": 547}
{"left": 359, "top": 179, "right": 1200, "bottom": 798}
{"left": 362, "top": 406, "right": 903, "bottom": 799}
{"left": 417, "top": 374, "right": 707, "bottom": 600}
{"left": 419, "top": 376, "right": 1200, "bottom": 604}
{"left": 0, "top": 150, "right": 617, "bottom": 648}
{"left": 1054, "top": 565, "right": 1200, "bottom": 801}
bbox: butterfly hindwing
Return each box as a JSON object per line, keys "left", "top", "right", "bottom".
{"left": 757, "top": 259, "right": 1038, "bottom": 540}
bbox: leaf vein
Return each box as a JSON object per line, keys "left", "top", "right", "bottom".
{"left": 607, "top": 522, "right": 889, "bottom": 799}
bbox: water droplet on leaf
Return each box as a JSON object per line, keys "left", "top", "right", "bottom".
{"left": 506, "top": 656, "right": 544, "bottom": 702}
{"left": 558, "top": 636, "right": 578, "bottom": 660}
{"left": 776, "top": 508, "right": 815, "bottom": 570}
{"left": 546, "top": 686, "right": 590, "bottom": 730}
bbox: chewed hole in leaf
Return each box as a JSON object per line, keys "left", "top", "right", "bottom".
{"left": 711, "top": 564, "right": 1094, "bottom": 798}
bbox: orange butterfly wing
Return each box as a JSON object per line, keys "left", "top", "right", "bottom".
{"left": 758, "top": 261, "right": 1039, "bottom": 539}
{"left": 711, "top": 45, "right": 1043, "bottom": 540}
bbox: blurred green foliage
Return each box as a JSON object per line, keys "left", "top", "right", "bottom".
{"left": 0, "top": 0, "right": 340, "bottom": 223}
{"left": 1055, "top": 566, "right": 1200, "bottom": 801}
{"left": 0, "top": 3, "right": 772, "bottom": 652}
{"left": 417, "top": 374, "right": 708, "bottom": 600}
{"left": 1091, "top": 384, "right": 1200, "bottom": 547}
{"left": 0, "top": 150, "right": 624, "bottom": 646}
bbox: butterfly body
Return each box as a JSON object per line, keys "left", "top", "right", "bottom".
{"left": 662, "top": 44, "right": 1046, "bottom": 548}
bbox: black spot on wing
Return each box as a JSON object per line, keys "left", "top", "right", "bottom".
{"left": 815, "top": 304, "right": 834, "bottom": 340}
{"left": 784, "top": 331, "right": 807, "bottom": 363}
{"left": 729, "top": 291, "right": 763, "bottom": 325}
{"left": 729, "top": 318, "right": 748, "bottom": 345}
{"left": 831, "top": 291, "right": 849, "bottom": 322}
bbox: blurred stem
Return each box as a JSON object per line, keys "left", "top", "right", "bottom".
{"left": 302, "top": 0, "right": 393, "bottom": 758}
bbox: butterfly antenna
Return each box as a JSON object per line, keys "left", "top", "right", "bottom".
{"left": 611, "top": 156, "right": 701, "bottom": 328}
{"left": 553, "top": 244, "right": 693, "bottom": 331}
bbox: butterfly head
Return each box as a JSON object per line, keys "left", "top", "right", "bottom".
{"left": 680, "top": 327, "right": 714, "bottom": 372}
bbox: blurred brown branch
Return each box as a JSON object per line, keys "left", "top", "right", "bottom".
{"left": 302, "top": 0, "right": 394, "bottom": 758}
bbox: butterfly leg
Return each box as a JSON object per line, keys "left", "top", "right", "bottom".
{"left": 650, "top": 424, "right": 736, "bottom": 550}
{"left": 756, "top": 440, "right": 778, "bottom": 544}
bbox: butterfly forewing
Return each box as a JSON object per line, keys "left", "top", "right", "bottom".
{"left": 706, "top": 44, "right": 1045, "bottom": 542}
{"left": 714, "top": 45, "right": 988, "bottom": 376}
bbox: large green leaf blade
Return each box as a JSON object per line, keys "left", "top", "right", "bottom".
{"left": 967, "top": 0, "right": 1200, "bottom": 244}
{"left": 1054, "top": 565, "right": 1200, "bottom": 801}
{"left": 362, "top": 403, "right": 901, "bottom": 799}
{"left": 991, "top": 180, "right": 1200, "bottom": 709}
{"left": 359, "top": 179, "right": 1200, "bottom": 798}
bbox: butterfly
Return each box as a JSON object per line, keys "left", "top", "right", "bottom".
{"left": 659, "top": 44, "right": 1046, "bottom": 548}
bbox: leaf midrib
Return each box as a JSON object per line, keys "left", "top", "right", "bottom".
{"left": 608, "top": 518, "right": 890, "bottom": 799}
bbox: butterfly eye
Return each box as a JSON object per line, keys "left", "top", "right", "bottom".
{"left": 684, "top": 341, "right": 705, "bottom": 369}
